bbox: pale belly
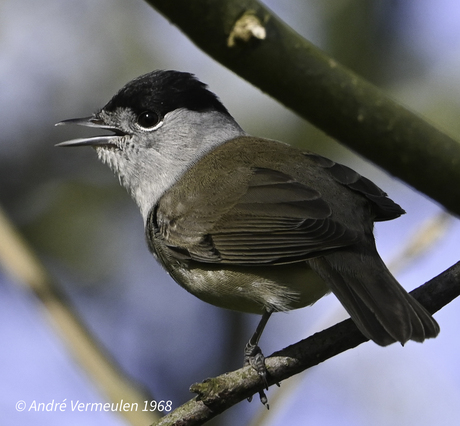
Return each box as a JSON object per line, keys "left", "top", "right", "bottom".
{"left": 170, "top": 260, "right": 330, "bottom": 314}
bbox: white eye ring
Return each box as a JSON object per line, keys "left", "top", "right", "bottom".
{"left": 136, "top": 110, "right": 163, "bottom": 130}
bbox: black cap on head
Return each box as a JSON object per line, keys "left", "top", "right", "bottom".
{"left": 103, "top": 70, "right": 230, "bottom": 118}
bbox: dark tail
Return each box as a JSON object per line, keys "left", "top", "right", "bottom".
{"left": 309, "top": 245, "right": 440, "bottom": 346}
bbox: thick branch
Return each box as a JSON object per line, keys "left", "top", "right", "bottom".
{"left": 145, "top": 0, "right": 460, "bottom": 216}
{"left": 152, "top": 261, "right": 460, "bottom": 425}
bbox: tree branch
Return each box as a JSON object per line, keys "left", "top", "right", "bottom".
{"left": 0, "top": 207, "right": 159, "bottom": 426}
{"left": 152, "top": 261, "right": 460, "bottom": 425}
{"left": 137, "top": 2, "right": 460, "bottom": 424}
{"left": 145, "top": 0, "right": 460, "bottom": 216}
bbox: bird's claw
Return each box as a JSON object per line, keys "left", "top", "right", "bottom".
{"left": 244, "top": 342, "right": 270, "bottom": 408}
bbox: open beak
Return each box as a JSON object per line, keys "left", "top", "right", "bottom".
{"left": 55, "top": 116, "right": 125, "bottom": 147}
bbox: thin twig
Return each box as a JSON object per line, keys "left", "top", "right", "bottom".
{"left": 0, "top": 206, "right": 159, "bottom": 426}
{"left": 152, "top": 261, "right": 460, "bottom": 425}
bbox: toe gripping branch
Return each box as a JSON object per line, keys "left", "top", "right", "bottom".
{"left": 244, "top": 309, "right": 279, "bottom": 408}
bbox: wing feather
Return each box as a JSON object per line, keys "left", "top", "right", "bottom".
{"left": 155, "top": 167, "right": 360, "bottom": 265}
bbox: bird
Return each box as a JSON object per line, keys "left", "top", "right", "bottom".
{"left": 56, "top": 69, "right": 440, "bottom": 394}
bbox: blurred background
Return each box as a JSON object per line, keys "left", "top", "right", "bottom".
{"left": 1, "top": 0, "right": 460, "bottom": 425}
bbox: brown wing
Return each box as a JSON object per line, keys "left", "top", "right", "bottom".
{"left": 152, "top": 167, "right": 360, "bottom": 265}
{"left": 304, "top": 153, "right": 405, "bottom": 221}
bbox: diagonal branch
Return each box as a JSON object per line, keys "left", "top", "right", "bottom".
{"left": 152, "top": 261, "right": 460, "bottom": 426}
{"left": 0, "top": 206, "right": 160, "bottom": 426}
{"left": 145, "top": 0, "right": 460, "bottom": 216}
{"left": 137, "top": 2, "right": 460, "bottom": 424}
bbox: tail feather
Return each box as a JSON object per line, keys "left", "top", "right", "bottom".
{"left": 309, "top": 247, "right": 440, "bottom": 346}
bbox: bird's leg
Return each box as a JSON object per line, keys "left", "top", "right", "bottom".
{"left": 244, "top": 309, "right": 273, "bottom": 407}
{"left": 244, "top": 309, "right": 272, "bottom": 378}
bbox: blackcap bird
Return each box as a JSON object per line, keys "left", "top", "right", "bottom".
{"left": 56, "top": 70, "right": 439, "bottom": 395}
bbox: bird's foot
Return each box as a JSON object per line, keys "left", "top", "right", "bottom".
{"left": 244, "top": 341, "right": 270, "bottom": 408}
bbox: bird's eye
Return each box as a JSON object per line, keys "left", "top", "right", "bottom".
{"left": 137, "top": 110, "right": 161, "bottom": 129}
